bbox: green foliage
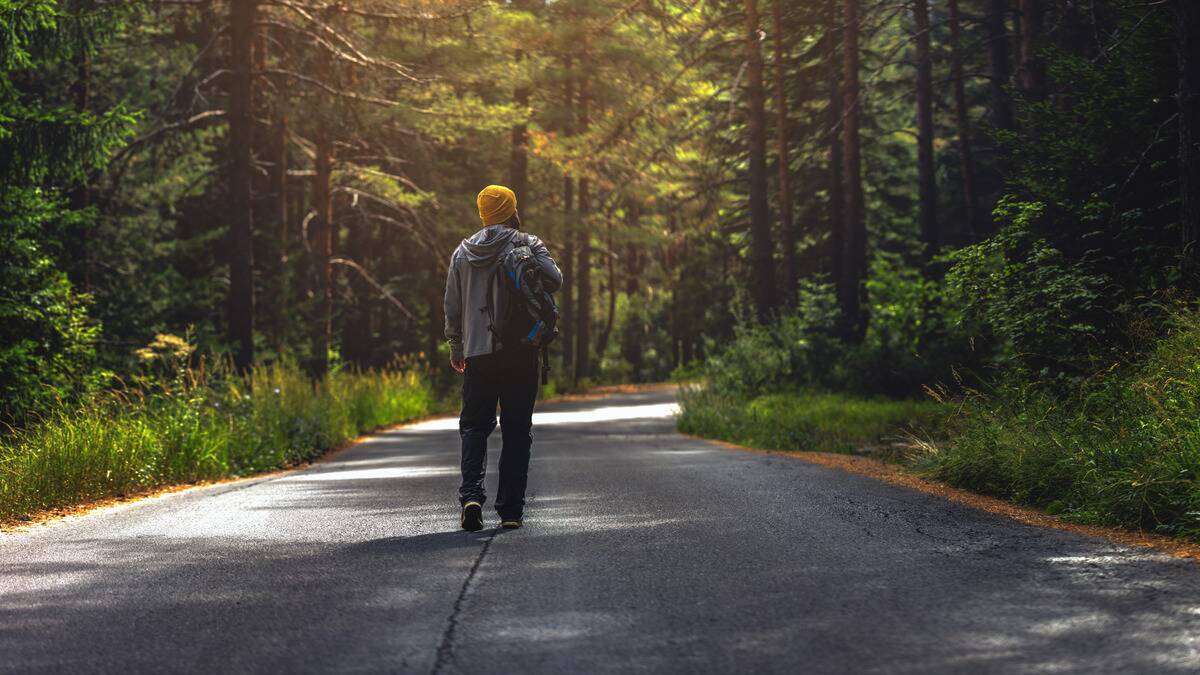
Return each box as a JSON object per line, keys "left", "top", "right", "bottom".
{"left": 0, "top": 347, "right": 435, "bottom": 522}
{"left": 944, "top": 198, "right": 1111, "bottom": 379}
{"left": 942, "top": 25, "right": 1180, "bottom": 382}
{"left": 921, "top": 309, "right": 1200, "bottom": 539}
{"left": 678, "top": 387, "right": 946, "bottom": 456}
{"left": 0, "top": 0, "right": 138, "bottom": 421}
{"left": 0, "top": 189, "right": 106, "bottom": 423}
{"left": 701, "top": 281, "right": 842, "bottom": 395}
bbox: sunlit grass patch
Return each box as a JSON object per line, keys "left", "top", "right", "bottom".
{"left": 0, "top": 361, "right": 434, "bottom": 523}
{"left": 677, "top": 387, "right": 946, "bottom": 456}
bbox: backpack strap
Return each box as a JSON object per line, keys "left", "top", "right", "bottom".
{"left": 482, "top": 263, "right": 500, "bottom": 352}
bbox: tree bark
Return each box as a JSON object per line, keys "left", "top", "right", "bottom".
{"left": 666, "top": 211, "right": 680, "bottom": 369}
{"left": 771, "top": 0, "right": 796, "bottom": 303}
{"left": 985, "top": 0, "right": 1014, "bottom": 131}
{"left": 619, "top": 203, "right": 643, "bottom": 377}
{"left": 311, "top": 131, "right": 334, "bottom": 379}
{"left": 595, "top": 205, "right": 624, "bottom": 360}
{"left": 913, "top": 0, "right": 938, "bottom": 260}
{"left": 826, "top": 0, "right": 845, "bottom": 288}
{"left": 511, "top": 48, "right": 530, "bottom": 207}
{"left": 275, "top": 114, "right": 289, "bottom": 258}
{"left": 560, "top": 57, "right": 575, "bottom": 373}
{"left": 68, "top": 6, "right": 92, "bottom": 292}
{"left": 574, "top": 73, "right": 592, "bottom": 383}
{"left": 745, "top": 0, "right": 776, "bottom": 320}
{"left": 1016, "top": 0, "right": 1045, "bottom": 101}
{"left": 947, "top": 0, "right": 980, "bottom": 238}
{"left": 227, "top": 0, "right": 258, "bottom": 371}
{"left": 1180, "top": 0, "right": 1200, "bottom": 267}
{"left": 341, "top": 206, "right": 372, "bottom": 369}
{"left": 839, "top": 0, "right": 866, "bottom": 342}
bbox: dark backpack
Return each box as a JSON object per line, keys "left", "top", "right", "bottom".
{"left": 484, "top": 235, "right": 559, "bottom": 383}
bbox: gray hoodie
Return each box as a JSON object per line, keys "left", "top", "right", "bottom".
{"left": 444, "top": 224, "right": 563, "bottom": 361}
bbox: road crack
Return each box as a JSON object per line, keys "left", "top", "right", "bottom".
{"left": 431, "top": 527, "right": 498, "bottom": 675}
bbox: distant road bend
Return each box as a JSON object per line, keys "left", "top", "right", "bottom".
{"left": 3, "top": 388, "right": 1199, "bottom": 674}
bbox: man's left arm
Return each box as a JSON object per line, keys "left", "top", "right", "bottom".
{"left": 530, "top": 237, "right": 563, "bottom": 292}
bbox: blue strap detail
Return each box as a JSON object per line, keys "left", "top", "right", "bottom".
{"left": 525, "top": 320, "right": 542, "bottom": 341}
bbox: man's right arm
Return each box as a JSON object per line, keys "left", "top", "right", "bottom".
{"left": 443, "top": 255, "right": 465, "bottom": 369}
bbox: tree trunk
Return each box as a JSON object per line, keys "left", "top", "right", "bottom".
{"left": 341, "top": 207, "right": 372, "bottom": 369}
{"left": 428, "top": 261, "right": 442, "bottom": 377}
{"left": 574, "top": 73, "right": 592, "bottom": 383}
{"left": 511, "top": 48, "right": 530, "bottom": 207}
{"left": 827, "top": 0, "right": 845, "bottom": 287}
{"left": 595, "top": 209, "right": 620, "bottom": 360}
{"left": 561, "top": 180, "right": 575, "bottom": 373}
{"left": 913, "top": 0, "right": 938, "bottom": 261}
{"left": 839, "top": 0, "right": 866, "bottom": 342}
{"left": 745, "top": 0, "right": 776, "bottom": 320}
{"left": 560, "top": 57, "right": 575, "bottom": 372}
{"left": 666, "top": 212, "right": 680, "bottom": 369}
{"left": 1016, "top": 0, "right": 1045, "bottom": 100}
{"left": 311, "top": 132, "right": 334, "bottom": 379}
{"left": 227, "top": 0, "right": 258, "bottom": 371}
{"left": 1180, "top": 0, "right": 1200, "bottom": 267}
{"left": 771, "top": 0, "right": 796, "bottom": 303}
{"left": 620, "top": 203, "right": 643, "bottom": 377}
{"left": 985, "top": 0, "right": 1014, "bottom": 131}
{"left": 947, "top": 0, "right": 980, "bottom": 238}
{"left": 68, "top": 14, "right": 92, "bottom": 292}
{"left": 275, "top": 114, "right": 289, "bottom": 259}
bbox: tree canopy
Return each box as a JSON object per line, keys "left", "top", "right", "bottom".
{"left": 2, "top": 0, "right": 1197, "bottom": 422}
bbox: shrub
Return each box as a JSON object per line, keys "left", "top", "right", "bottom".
{"left": 921, "top": 309, "right": 1200, "bottom": 538}
{"left": 703, "top": 281, "right": 843, "bottom": 395}
{"left": 0, "top": 352, "right": 434, "bottom": 522}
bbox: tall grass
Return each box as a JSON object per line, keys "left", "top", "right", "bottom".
{"left": 0, "top": 359, "right": 434, "bottom": 522}
{"left": 678, "top": 387, "right": 946, "bottom": 455}
{"left": 920, "top": 311, "right": 1200, "bottom": 539}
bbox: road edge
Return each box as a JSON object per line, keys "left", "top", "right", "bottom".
{"left": 684, "top": 433, "right": 1200, "bottom": 563}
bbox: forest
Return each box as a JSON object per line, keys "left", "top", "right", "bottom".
{"left": 3, "top": 0, "right": 1200, "bottom": 539}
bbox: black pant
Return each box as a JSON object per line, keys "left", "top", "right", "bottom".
{"left": 459, "top": 347, "right": 539, "bottom": 519}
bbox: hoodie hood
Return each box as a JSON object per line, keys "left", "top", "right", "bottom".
{"left": 461, "top": 224, "right": 521, "bottom": 267}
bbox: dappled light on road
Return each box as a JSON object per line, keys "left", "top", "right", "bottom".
{"left": 284, "top": 466, "right": 458, "bottom": 482}
{"left": 402, "top": 401, "right": 680, "bottom": 432}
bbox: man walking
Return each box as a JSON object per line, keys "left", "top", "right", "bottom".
{"left": 444, "top": 185, "right": 562, "bottom": 531}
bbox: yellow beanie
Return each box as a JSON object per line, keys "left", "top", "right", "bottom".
{"left": 477, "top": 185, "right": 517, "bottom": 226}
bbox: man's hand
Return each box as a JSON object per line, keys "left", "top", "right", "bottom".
{"left": 450, "top": 356, "right": 466, "bottom": 374}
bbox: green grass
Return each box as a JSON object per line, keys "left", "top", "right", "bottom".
{"left": 681, "top": 310, "right": 1200, "bottom": 542}
{"left": 677, "top": 387, "right": 947, "bottom": 455}
{"left": 0, "top": 361, "right": 435, "bottom": 522}
{"left": 919, "top": 314, "right": 1200, "bottom": 538}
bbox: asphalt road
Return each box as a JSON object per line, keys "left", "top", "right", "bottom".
{"left": 3, "top": 388, "right": 1200, "bottom": 674}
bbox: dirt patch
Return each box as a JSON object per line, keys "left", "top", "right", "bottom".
{"left": 691, "top": 434, "right": 1200, "bottom": 563}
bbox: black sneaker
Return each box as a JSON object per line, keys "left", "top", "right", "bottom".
{"left": 499, "top": 519, "right": 523, "bottom": 530}
{"left": 461, "top": 502, "right": 483, "bottom": 532}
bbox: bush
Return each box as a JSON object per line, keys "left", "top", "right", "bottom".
{"left": 0, "top": 190, "right": 108, "bottom": 424}
{"left": 921, "top": 309, "right": 1200, "bottom": 538}
{"left": 0, "top": 348, "right": 434, "bottom": 522}
{"left": 703, "top": 281, "right": 843, "bottom": 395}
